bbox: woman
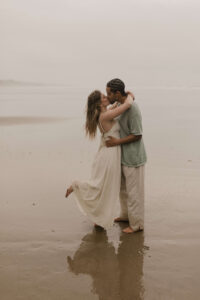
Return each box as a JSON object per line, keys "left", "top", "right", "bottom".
{"left": 65, "top": 90, "right": 134, "bottom": 229}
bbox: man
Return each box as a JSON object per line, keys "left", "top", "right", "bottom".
{"left": 106, "top": 78, "right": 147, "bottom": 234}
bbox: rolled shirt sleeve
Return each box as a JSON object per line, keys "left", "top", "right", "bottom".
{"left": 119, "top": 102, "right": 147, "bottom": 167}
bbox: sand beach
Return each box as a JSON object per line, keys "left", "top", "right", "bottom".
{"left": 0, "top": 86, "right": 200, "bottom": 299}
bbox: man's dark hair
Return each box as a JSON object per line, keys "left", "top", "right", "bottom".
{"left": 106, "top": 78, "right": 126, "bottom": 96}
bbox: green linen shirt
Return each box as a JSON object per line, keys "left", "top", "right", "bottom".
{"left": 118, "top": 102, "right": 147, "bottom": 167}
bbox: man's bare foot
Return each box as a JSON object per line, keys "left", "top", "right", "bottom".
{"left": 114, "top": 217, "right": 129, "bottom": 222}
{"left": 65, "top": 186, "right": 73, "bottom": 198}
{"left": 122, "top": 226, "right": 143, "bottom": 234}
{"left": 122, "top": 226, "right": 134, "bottom": 234}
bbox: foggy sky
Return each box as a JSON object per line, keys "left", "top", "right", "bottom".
{"left": 1, "top": 0, "right": 200, "bottom": 87}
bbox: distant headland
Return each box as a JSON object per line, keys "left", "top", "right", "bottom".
{"left": 0, "top": 80, "right": 45, "bottom": 87}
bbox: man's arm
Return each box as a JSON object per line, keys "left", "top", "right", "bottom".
{"left": 106, "top": 134, "right": 142, "bottom": 147}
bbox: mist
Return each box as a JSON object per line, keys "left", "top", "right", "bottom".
{"left": 1, "top": 0, "right": 200, "bottom": 87}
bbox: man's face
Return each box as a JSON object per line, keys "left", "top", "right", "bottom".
{"left": 106, "top": 87, "right": 116, "bottom": 104}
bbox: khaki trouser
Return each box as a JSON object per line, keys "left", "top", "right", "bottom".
{"left": 119, "top": 165, "right": 145, "bottom": 231}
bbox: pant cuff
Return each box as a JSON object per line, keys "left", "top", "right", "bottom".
{"left": 119, "top": 214, "right": 128, "bottom": 220}
{"left": 130, "top": 224, "right": 144, "bottom": 232}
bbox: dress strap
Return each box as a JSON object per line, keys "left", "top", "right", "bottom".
{"left": 99, "top": 120, "right": 105, "bottom": 134}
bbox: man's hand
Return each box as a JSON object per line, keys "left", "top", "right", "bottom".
{"left": 106, "top": 136, "right": 119, "bottom": 147}
{"left": 106, "top": 134, "right": 142, "bottom": 147}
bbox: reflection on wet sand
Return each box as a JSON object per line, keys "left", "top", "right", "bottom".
{"left": 67, "top": 226, "right": 144, "bottom": 300}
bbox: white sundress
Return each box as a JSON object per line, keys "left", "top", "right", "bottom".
{"left": 72, "top": 121, "right": 121, "bottom": 229}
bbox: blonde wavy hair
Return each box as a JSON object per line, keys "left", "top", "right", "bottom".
{"left": 85, "top": 90, "right": 101, "bottom": 139}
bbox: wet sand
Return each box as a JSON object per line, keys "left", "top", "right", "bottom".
{"left": 0, "top": 87, "right": 200, "bottom": 299}
{"left": 0, "top": 116, "right": 69, "bottom": 126}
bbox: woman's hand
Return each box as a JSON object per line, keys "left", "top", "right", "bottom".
{"left": 108, "top": 102, "right": 118, "bottom": 110}
{"left": 125, "top": 94, "right": 134, "bottom": 106}
{"left": 127, "top": 91, "right": 135, "bottom": 100}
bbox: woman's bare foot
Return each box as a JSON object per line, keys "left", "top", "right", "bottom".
{"left": 65, "top": 186, "right": 73, "bottom": 198}
{"left": 114, "top": 217, "right": 129, "bottom": 222}
{"left": 94, "top": 223, "right": 104, "bottom": 230}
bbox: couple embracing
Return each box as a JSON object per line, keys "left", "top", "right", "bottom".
{"left": 66, "top": 78, "right": 147, "bottom": 234}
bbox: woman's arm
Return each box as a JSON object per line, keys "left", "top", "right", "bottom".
{"left": 108, "top": 92, "right": 135, "bottom": 110}
{"left": 101, "top": 95, "right": 134, "bottom": 121}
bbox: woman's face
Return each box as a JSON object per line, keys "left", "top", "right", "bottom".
{"left": 101, "top": 93, "right": 109, "bottom": 107}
